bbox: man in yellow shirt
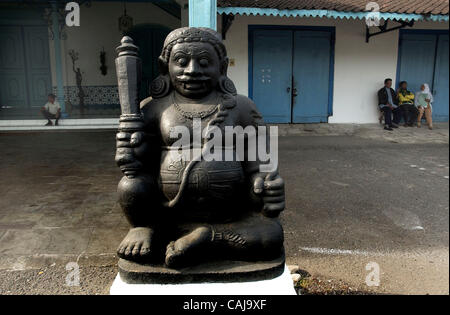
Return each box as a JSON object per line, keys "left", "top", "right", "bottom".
{"left": 40, "top": 93, "right": 61, "bottom": 126}
{"left": 397, "top": 81, "right": 418, "bottom": 127}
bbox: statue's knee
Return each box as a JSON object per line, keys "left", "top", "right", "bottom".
{"left": 260, "top": 219, "right": 284, "bottom": 251}
{"left": 241, "top": 218, "right": 283, "bottom": 255}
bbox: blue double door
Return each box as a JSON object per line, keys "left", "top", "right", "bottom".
{"left": 397, "top": 31, "right": 449, "bottom": 121}
{"left": 0, "top": 26, "right": 51, "bottom": 117}
{"left": 251, "top": 29, "right": 333, "bottom": 123}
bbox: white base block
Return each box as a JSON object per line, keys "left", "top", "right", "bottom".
{"left": 110, "top": 265, "right": 297, "bottom": 295}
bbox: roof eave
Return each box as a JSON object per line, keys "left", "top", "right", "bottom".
{"left": 217, "top": 7, "right": 449, "bottom": 22}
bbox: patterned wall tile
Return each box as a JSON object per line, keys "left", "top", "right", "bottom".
{"left": 52, "top": 85, "right": 120, "bottom": 105}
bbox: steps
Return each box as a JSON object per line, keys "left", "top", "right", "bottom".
{"left": 0, "top": 118, "right": 119, "bottom": 131}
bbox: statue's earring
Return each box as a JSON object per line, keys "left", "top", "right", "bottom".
{"left": 150, "top": 74, "right": 170, "bottom": 98}
{"left": 219, "top": 76, "right": 237, "bottom": 96}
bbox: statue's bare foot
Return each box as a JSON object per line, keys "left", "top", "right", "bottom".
{"left": 165, "top": 226, "right": 212, "bottom": 268}
{"left": 117, "top": 227, "right": 153, "bottom": 260}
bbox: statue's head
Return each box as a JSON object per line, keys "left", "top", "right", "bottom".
{"left": 150, "top": 27, "right": 236, "bottom": 99}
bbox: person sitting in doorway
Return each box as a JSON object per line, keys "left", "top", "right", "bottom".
{"left": 40, "top": 93, "right": 61, "bottom": 126}
{"left": 378, "top": 78, "right": 400, "bottom": 131}
{"left": 415, "top": 83, "right": 434, "bottom": 130}
{"left": 397, "top": 81, "right": 418, "bottom": 127}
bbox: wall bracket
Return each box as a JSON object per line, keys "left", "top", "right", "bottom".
{"left": 366, "top": 19, "right": 414, "bottom": 43}
{"left": 221, "top": 13, "right": 234, "bottom": 40}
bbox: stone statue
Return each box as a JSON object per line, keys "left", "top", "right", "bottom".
{"left": 114, "top": 28, "right": 285, "bottom": 283}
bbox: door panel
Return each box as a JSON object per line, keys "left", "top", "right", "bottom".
{"left": 23, "top": 26, "right": 52, "bottom": 108}
{"left": 398, "top": 34, "right": 436, "bottom": 94}
{"left": 0, "top": 26, "right": 28, "bottom": 108}
{"left": 251, "top": 30, "right": 292, "bottom": 123}
{"left": 0, "top": 73, "right": 28, "bottom": 108}
{"left": 433, "top": 34, "right": 449, "bottom": 121}
{"left": 292, "top": 31, "right": 331, "bottom": 123}
{"left": 127, "top": 25, "right": 171, "bottom": 101}
{"left": 130, "top": 28, "right": 153, "bottom": 101}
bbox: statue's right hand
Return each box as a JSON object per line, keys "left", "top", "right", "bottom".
{"left": 115, "top": 131, "right": 146, "bottom": 176}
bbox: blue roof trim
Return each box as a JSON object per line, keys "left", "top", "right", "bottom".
{"left": 217, "top": 7, "right": 449, "bottom": 22}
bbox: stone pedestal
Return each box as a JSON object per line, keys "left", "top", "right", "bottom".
{"left": 117, "top": 255, "right": 286, "bottom": 284}
{"left": 110, "top": 265, "right": 296, "bottom": 295}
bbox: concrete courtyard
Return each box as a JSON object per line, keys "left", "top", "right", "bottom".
{"left": 0, "top": 123, "right": 448, "bottom": 294}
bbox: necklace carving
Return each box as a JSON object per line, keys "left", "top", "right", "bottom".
{"left": 173, "top": 94, "right": 219, "bottom": 120}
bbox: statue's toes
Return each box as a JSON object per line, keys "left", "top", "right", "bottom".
{"left": 165, "top": 241, "right": 175, "bottom": 256}
{"left": 124, "top": 242, "right": 135, "bottom": 257}
{"left": 140, "top": 246, "right": 150, "bottom": 256}
{"left": 139, "top": 239, "right": 151, "bottom": 256}
{"left": 117, "top": 227, "right": 156, "bottom": 260}
{"left": 165, "top": 241, "right": 185, "bottom": 267}
{"left": 165, "top": 241, "right": 177, "bottom": 266}
{"left": 117, "top": 243, "right": 127, "bottom": 257}
{"left": 132, "top": 242, "right": 142, "bottom": 256}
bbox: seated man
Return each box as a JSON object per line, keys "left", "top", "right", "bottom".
{"left": 377, "top": 78, "right": 400, "bottom": 131}
{"left": 397, "top": 81, "right": 418, "bottom": 127}
{"left": 40, "top": 93, "right": 61, "bottom": 126}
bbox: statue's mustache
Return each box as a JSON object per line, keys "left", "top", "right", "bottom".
{"left": 176, "top": 76, "right": 210, "bottom": 82}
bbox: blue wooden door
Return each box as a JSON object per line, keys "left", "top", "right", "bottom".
{"left": 23, "top": 26, "right": 52, "bottom": 109}
{"left": 292, "top": 31, "right": 331, "bottom": 123}
{"left": 251, "top": 30, "right": 292, "bottom": 123}
{"left": 398, "top": 32, "right": 449, "bottom": 122}
{"left": 127, "top": 24, "right": 171, "bottom": 100}
{"left": 398, "top": 34, "right": 436, "bottom": 94}
{"left": 432, "top": 34, "right": 449, "bottom": 121}
{"left": 0, "top": 26, "right": 28, "bottom": 109}
{"left": 251, "top": 28, "right": 333, "bottom": 123}
{"left": 0, "top": 26, "right": 51, "bottom": 114}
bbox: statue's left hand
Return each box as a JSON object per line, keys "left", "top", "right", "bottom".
{"left": 252, "top": 171, "right": 285, "bottom": 218}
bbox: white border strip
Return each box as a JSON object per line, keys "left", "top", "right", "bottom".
{"left": 0, "top": 118, "right": 119, "bottom": 131}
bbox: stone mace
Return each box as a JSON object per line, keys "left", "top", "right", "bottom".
{"left": 115, "top": 36, "right": 144, "bottom": 178}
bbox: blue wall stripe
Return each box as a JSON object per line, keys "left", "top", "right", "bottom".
{"left": 218, "top": 7, "right": 449, "bottom": 22}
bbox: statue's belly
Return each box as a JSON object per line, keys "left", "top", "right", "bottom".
{"left": 159, "top": 148, "right": 245, "bottom": 220}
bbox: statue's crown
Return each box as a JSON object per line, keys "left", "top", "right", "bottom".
{"left": 161, "top": 27, "right": 226, "bottom": 62}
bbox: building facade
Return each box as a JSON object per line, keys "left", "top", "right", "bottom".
{"left": 0, "top": 0, "right": 448, "bottom": 130}
{"left": 220, "top": 11, "right": 449, "bottom": 123}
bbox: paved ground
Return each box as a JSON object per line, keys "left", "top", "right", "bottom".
{"left": 0, "top": 123, "right": 448, "bottom": 294}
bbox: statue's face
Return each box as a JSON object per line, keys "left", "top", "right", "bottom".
{"left": 168, "top": 42, "right": 221, "bottom": 98}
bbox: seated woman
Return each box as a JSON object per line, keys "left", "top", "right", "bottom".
{"left": 415, "top": 83, "right": 434, "bottom": 130}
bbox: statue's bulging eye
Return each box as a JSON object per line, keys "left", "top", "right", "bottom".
{"left": 199, "top": 58, "right": 209, "bottom": 67}
{"left": 177, "top": 57, "right": 187, "bottom": 66}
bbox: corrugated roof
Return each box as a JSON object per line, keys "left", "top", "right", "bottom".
{"left": 218, "top": 0, "right": 449, "bottom": 15}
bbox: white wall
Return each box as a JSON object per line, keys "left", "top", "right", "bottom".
{"left": 219, "top": 15, "right": 449, "bottom": 123}
{"left": 49, "top": 1, "right": 180, "bottom": 87}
